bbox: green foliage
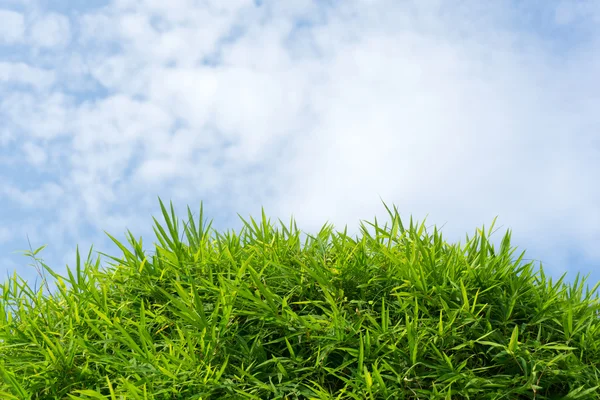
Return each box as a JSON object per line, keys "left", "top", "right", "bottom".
{"left": 1, "top": 197, "right": 600, "bottom": 399}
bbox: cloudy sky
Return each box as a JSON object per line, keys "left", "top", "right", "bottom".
{"left": 0, "top": 0, "right": 598, "bottom": 298}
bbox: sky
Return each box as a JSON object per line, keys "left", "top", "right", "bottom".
{"left": 0, "top": 0, "right": 599, "bottom": 299}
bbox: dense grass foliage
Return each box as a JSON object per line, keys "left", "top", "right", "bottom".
{"left": 1, "top": 198, "right": 600, "bottom": 399}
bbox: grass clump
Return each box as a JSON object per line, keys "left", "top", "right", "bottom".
{"left": 1, "top": 197, "right": 600, "bottom": 399}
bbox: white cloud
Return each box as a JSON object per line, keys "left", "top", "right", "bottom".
{"left": 0, "top": 127, "right": 16, "bottom": 146}
{"left": 21, "top": 141, "right": 48, "bottom": 166}
{"left": 0, "top": 181, "right": 64, "bottom": 209}
{"left": 1, "top": 91, "right": 70, "bottom": 139}
{"left": 28, "top": 12, "right": 71, "bottom": 48}
{"left": 0, "top": 62, "right": 55, "bottom": 88}
{"left": 0, "top": 9, "right": 25, "bottom": 44}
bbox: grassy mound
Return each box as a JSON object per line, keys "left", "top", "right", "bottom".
{"left": 1, "top": 198, "right": 599, "bottom": 399}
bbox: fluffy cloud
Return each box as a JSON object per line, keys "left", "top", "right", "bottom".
{"left": 0, "top": 62, "right": 55, "bottom": 88}
{"left": 0, "top": 0, "right": 599, "bottom": 296}
{"left": 28, "top": 12, "right": 71, "bottom": 48}
{"left": 0, "top": 9, "right": 25, "bottom": 44}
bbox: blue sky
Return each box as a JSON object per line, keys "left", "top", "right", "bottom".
{"left": 0, "top": 0, "right": 599, "bottom": 298}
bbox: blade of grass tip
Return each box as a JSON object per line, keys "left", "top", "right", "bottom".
{"left": 182, "top": 206, "right": 195, "bottom": 241}
{"left": 65, "top": 254, "right": 78, "bottom": 290}
{"left": 284, "top": 337, "right": 296, "bottom": 360}
{"left": 102, "top": 231, "right": 138, "bottom": 265}
{"left": 379, "top": 197, "right": 394, "bottom": 222}
{"left": 194, "top": 201, "right": 208, "bottom": 240}
{"left": 261, "top": 206, "right": 270, "bottom": 239}
{"left": 250, "top": 214, "right": 263, "bottom": 242}
{"left": 459, "top": 279, "right": 470, "bottom": 312}
{"left": 339, "top": 224, "right": 348, "bottom": 246}
{"left": 31, "top": 244, "right": 47, "bottom": 257}
{"left": 391, "top": 203, "right": 405, "bottom": 233}
{"left": 240, "top": 216, "right": 261, "bottom": 241}
{"left": 199, "top": 212, "right": 214, "bottom": 244}
{"left": 508, "top": 325, "right": 519, "bottom": 355}
{"left": 123, "top": 230, "right": 146, "bottom": 264}
{"left": 151, "top": 216, "right": 175, "bottom": 251}
{"left": 237, "top": 213, "right": 259, "bottom": 242}
{"left": 175, "top": 213, "right": 191, "bottom": 254}
{"left": 156, "top": 196, "right": 171, "bottom": 228}
{"left": 487, "top": 215, "right": 499, "bottom": 238}
{"left": 277, "top": 217, "right": 291, "bottom": 239}
{"left": 585, "top": 280, "right": 600, "bottom": 302}
{"left": 82, "top": 244, "right": 97, "bottom": 286}
{"left": 183, "top": 205, "right": 199, "bottom": 250}
{"left": 416, "top": 217, "right": 428, "bottom": 239}
{"left": 364, "top": 365, "right": 373, "bottom": 392}
{"left": 159, "top": 198, "right": 181, "bottom": 250}
{"left": 200, "top": 205, "right": 215, "bottom": 243}
{"left": 478, "top": 224, "right": 488, "bottom": 264}
{"left": 169, "top": 199, "right": 179, "bottom": 234}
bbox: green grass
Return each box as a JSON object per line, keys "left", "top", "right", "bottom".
{"left": 1, "top": 197, "right": 600, "bottom": 399}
